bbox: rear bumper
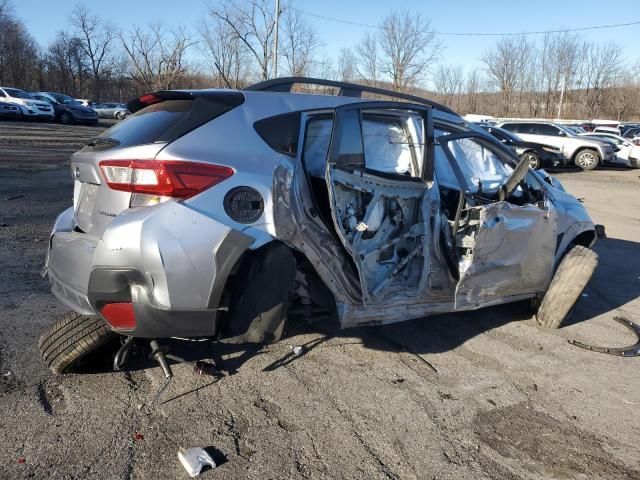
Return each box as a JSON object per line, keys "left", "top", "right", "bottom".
{"left": 46, "top": 204, "right": 253, "bottom": 338}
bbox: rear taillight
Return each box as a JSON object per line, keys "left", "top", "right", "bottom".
{"left": 99, "top": 160, "right": 234, "bottom": 199}
{"left": 100, "top": 302, "right": 136, "bottom": 330}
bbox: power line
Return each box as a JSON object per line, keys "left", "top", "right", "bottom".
{"left": 298, "top": 9, "right": 640, "bottom": 37}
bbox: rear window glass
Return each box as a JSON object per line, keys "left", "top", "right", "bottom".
{"left": 96, "top": 100, "right": 192, "bottom": 148}
{"left": 254, "top": 112, "right": 301, "bottom": 156}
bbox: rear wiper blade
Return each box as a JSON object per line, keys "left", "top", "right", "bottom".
{"left": 86, "top": 137, "right": 120, "bottom": 147}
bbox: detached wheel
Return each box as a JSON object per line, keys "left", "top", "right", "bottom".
{"left": 39, "top": 312, "right": 117, "bottom": 374}
{"left": 60, "top": 112, "right": 73, "bottom": 125}
{"left": 521, "top": 152, "right": 540, "bottom": 170}
{"left": 575, "top": 149, "right": 600, "bottom": 170}
{"left": 535, "top": 245, "right": 598, "bottom": 329}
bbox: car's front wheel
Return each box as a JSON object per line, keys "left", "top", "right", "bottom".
{"left": 575, "top": 149, "right": 600, "bottom": 170}
{"left": 535, "top": 245, "right": 598, "bottom": 329}
{"left": 39, "top": 312, "right": 117, "bottom": 374}
{"left": 60, "top": 111, "right": 73, "bottom": 125}
{"left": 521, "top": 151, "right": 540, "bottom": 170}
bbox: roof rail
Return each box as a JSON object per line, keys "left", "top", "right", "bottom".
{"left": 245, "top": 77, "right": 458, "bottom": 116}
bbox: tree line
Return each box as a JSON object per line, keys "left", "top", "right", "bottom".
{"left": 1, "top": 0, "right": 638, "bottom": 120}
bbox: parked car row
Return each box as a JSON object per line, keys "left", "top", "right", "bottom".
{"left": 0, "top": 86, "right": 130, "bottom": 124}
{"left": 491, "top": 120, "right": 638, "bottom": 170}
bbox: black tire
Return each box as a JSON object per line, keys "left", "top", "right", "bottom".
{"left": 39, "top": 312, "right": 117, "bottom": 374}
{"left": 574, "top": 149, "right": 600, "bottom": 170}
{"left": 521, "top": 151, "right": 540, "bottom": 170}
{"left": 535, "top": 245, "right": 598, "bottom": 329}
{"left": 60, "top": 111, "right": 73, "bottom": 125}
{"left": 222, "top": 244, "right": 297, "bottom": 344}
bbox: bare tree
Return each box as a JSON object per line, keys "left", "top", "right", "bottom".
{"left": 465, "top": 68, "right": 482, "bottom": 113}
{"left": 69, "top": 5, "right": 115, "bottom": 100}
{"left": 537, "top": 32, "right": 580, "bottom": 116}
{"left": 377, "top": 11, "right": 440, "bottom": 92}
{"left": 354, "top": 32, "right": 379, "bottom": 86}
{"left": 45, "top": 32, "right": 87, "bottom": 96}
{"left": 337, "top": 47, "right": 357, "bottom": 82}
{"left": 433, "top": 64, "right": 464, "bottom": 110}
{"left": 280, "top": 7, "right": 320, "bottom": 77}
{"left": 482, "top": 35, "right": 534, "bottom": 116}
{"left": 575, "top": 41, "right": 624, "bottom": 118}
{"left": 207, "top": 0, "right": 278, "bottom": 81}
{"left": 199, "top": 13, "right": 249, "bottom": 88}
{"left": 120, "top": 24, "right": 195, "bottom": 91}
{"left": 0, "top": 1, "right": 39, "bottom": 88}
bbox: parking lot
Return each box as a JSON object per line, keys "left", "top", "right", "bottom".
{"left": 1, "top": 121, "right": 639, "bottom": 479}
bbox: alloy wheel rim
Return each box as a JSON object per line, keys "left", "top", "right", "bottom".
{"left": 578, "top": 152, "right": 595, "bottom": 167}
{"left": 524, "top": 154, "right": 538, "bottom": 169}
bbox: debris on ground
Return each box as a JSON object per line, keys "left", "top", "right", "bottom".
{"left": 292, "top": 345, "right": 304, "bottom": 356}
{"left": 178, "top": 448, "right": 216, "bottom": 477}
{"left": 5, "top": 194, "right": 24, "bottom": 201}
{"left": 133, "top": 432, "right": 144, "bottom": 442}
{"left": 569, "top": 316, "right": 640, "bottom": 357}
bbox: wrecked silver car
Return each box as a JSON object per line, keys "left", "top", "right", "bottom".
{"left": 39, "top": 78, "right": 599, "bottom": 374}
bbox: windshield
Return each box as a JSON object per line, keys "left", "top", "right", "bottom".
{"left": 556, "top": 124, "right": 576, "bottom": 136}
{"left": 49, "top": 93, "right": 81, "bottom": 105}
{"left": 490, "top": 126, "right": 521, "bottom": 143}
{"left": 4, "top": 88, "right": 33, "bottom": 99}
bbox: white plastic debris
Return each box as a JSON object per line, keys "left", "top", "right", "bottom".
{"left": 292, "top": 346, "right": 303, "bottom": 356}
{"left": 178, "top": 448, "right": 216, "bottom": 477}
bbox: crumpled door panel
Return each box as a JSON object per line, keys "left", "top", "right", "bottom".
{"left": 327, "top": 167, "right": 431, "bottom": 305}
{"left": 455, "top": 201, "right": 557, "bottom": 309}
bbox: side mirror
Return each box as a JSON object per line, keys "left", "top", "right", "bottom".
{"left": 558, "top": 130, "right": 566, "bottom": 136}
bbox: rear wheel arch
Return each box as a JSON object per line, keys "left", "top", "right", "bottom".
{"left": 217, "top": 241, "right": 336, "bottom": 342}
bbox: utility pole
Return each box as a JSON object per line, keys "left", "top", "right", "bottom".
{"left": 272, "top": 0, "right": 280, "bottom": 78}
{"left": 557, "top": 76, "right": 566, "bottom": 120}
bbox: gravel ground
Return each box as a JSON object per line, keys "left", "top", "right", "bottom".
{"left": 1, "top": 121, "right": 639, "bottom": 479}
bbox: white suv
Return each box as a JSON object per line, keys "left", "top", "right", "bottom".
{"left": 498, "top": 121, "right": 615, "bottom": 170}
{"left": 0, "top": 86, "right": 55, "bottom": 121}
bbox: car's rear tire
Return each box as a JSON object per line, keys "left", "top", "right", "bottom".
{"left": 574, "top": 149, "right": 600, "bottom": 170}
{"left": 222, "top": 243, "right": 297, "bottom": 344}
{"left": 535, "top": 245, "right": 598, "bottom": 329}
{"left": 522, "top": 151, "right": 540, "bottom": 170}
{"left": 39, "top": 312, "right": 117, "bottom": 374}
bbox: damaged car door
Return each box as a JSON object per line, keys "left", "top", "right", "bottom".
{"left": 437, "top": 132, "right": 557, "bottom": 309}
{"left": 325, "top": 103, "right": 435, "bottom": 306}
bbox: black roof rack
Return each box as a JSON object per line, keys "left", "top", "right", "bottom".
{"left": 245, "top": 77, "right": 458, "bottom": 116}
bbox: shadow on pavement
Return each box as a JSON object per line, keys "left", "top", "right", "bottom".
{"left": 72, "top": 236, "right": 640, "bottom": 382}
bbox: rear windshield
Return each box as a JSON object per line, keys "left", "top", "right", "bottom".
{"left": 96, "top": 100, "right": 192, "bottom": 148}
{"left": 89, "top": 94, "right": 244, "bottom": 150}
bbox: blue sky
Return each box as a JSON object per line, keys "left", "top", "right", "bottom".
{"left": 12, "top": 0, "right": 640, "bottom": 76}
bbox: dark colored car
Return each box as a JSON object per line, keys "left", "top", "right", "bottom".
{"left": 0, "top": 101, "right": 22, "bottom": 119}
{"left": 33, "top": 92, "right": 99, "bottom": 125}
{"left": 479, "top": 125, "right": 566, "bottom": 170}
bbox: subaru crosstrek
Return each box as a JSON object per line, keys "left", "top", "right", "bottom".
{"left": 39, "top": 78, "right": 599, "bottom": 374}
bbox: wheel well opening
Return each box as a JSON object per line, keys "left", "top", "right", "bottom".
{"left": 572, "top": 230, "right": 597, "bottom": 248}
{"left": 217, "top": 242, "right": 338, "bottom": 341}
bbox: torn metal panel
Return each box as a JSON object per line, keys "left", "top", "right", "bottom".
{"left": 272, "top": 161, "right": 362, "bottom": 305}
{"left": 327, "top": 167, "right": 432, "bottom": 305}
{"left": 454, "top": 201, "right": 557, "bottom": 309}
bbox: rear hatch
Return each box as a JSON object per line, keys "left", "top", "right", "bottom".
{"left": 71, "top": 91, "right": 244, "bottom": 237}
